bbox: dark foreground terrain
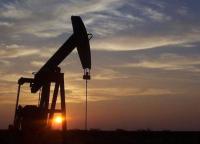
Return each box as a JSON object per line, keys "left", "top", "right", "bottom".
{"left": 0, "top": 129, "right": 200, "bottom": 144}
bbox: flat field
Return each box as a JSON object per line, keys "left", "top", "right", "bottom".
{"left": 0, "top": 130, "right": 200, "bottom": 144}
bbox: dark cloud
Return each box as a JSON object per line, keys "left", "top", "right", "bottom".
{"left": 1, "top": 0, "right": 200, "bottom": 49}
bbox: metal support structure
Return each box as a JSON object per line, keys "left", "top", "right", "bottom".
{"left": 39, "top": 72, "right": 67, "bottom": 130}
{"left": 13, "top": 84, "right": 21, "bottom": 126}
{"left": 40, "top": 82, "right": 51, "bottom": 123}
{"left": 49, "top": 82, "right": 59, "bottom": 126}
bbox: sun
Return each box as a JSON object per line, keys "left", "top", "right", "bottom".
{"left": 53, "top": 115, "right": 63, "bottom": 124}
{"left": 52, "top": 115, "right": 71, "bottom": 129}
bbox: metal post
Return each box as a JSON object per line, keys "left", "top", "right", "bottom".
{"left": 60, "top": 73, "right": 67, "bottom": 131}
{"left": 14, "top": 84, "right": 21, "bottom": 125}
{"left": 39, "top": 82, "right": 51, "bottom": 126}
{"left": 85, "top": 79, "right": 88, "bottom": 130}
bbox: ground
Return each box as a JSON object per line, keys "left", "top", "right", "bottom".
{"left": 0, "top": 129, "right": 200, "bottom": 144}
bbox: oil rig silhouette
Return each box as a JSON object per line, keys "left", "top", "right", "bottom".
{"left": 9, "top": 16, "right": 92, "bottom": 143}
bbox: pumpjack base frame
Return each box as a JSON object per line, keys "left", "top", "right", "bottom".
{"left": 13, "top": 72, "right": 67, "bottom": 132}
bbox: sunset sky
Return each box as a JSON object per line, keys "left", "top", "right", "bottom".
{"left": 0, "top": 0, "right": 200, "bottom": 130}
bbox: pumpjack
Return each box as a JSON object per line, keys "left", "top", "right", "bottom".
{"left": 10, "top": 16, "right": 91, "bottom": 133}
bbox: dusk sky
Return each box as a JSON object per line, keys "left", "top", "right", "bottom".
{"left": 0, "top": 0, "right": 200, "bottom": 130}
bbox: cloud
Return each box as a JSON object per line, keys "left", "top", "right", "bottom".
{"left": 122, "top": 1, "right": 169, "bottom": 24}
{"left": 145, "top": 8, "right": 171, "bottom": 22}
{"left": 177, "top": 6, "right": 188, "bottom": 16}
{"left": 92, "top": 32, "right": 200, "bottom": 50}
{"left": 120, "top": 53, "right": 200, "bottom": 72}
{"left": 0, "top": 3, "right": 32, "bottom": 19}
{"left": 0, "top": 60, "right": 11, "bottom": 66}
{"left": 93, "top": 68, "right": 129, "bottom": 80}
{"left": 31, "top": 61, "right": 44, "bottom": 67}
{"left": 0, "top": 71, "right": 22, "bottom": 82}
{"left": 0, "top": 21, "right": 13, "bottom": 27}
{"left": 0, "top": 0, "right": 200, "bottom": 52}
{"left": 0, "top": 0, "right": 124, "bottom": 39}
{"left": 0, "top": 45, "right": 40, "bottom": 59}
{"left": 0, "top": 42, "right": 199, "bottom": 104}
